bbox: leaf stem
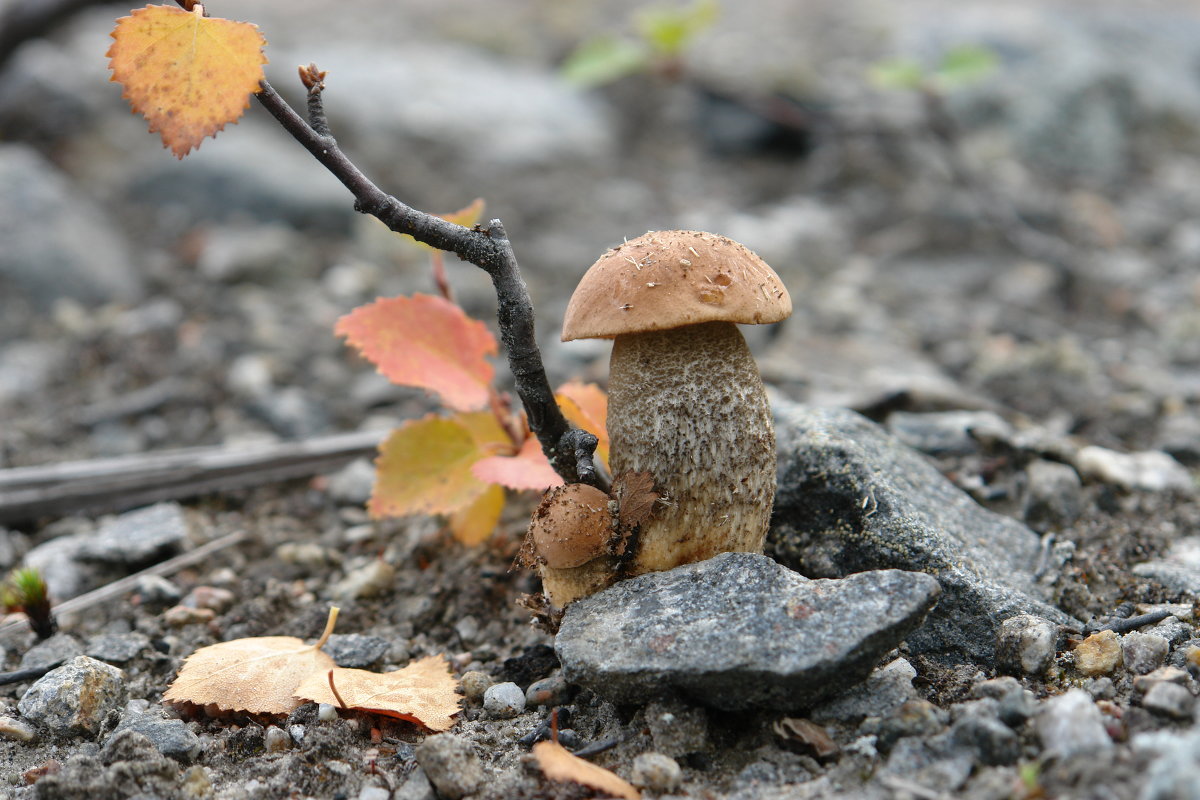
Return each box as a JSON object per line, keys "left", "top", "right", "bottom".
{"left": 327, "top": 669, "right": 348, "bottom": 710}
{"left": 316, "top": 605, "right": 339, "bottom": 649}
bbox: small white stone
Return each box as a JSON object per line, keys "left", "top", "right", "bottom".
{"left": 264, "top": 725, "right": 290, "bottom": 753}
{"left": 631, "top": 752, "right": 682, "bottom": 793}
{"left": 0, "top": 715, "right": 36, "bottom": 742}
{"left": 317, "top": 703, "right": 339, "bottom": 722}
{"left": 482, "top": 682, "right": 525, "bottom": 718}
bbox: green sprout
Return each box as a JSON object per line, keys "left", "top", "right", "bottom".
{"left": 869, "top": 44, "right": 998, "bottom": 93}
{"left": 2, "top": 567, "right": 56, "bottom": 640}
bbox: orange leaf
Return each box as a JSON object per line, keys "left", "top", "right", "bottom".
{"left": 448, "top": 484, "right": 506, "bottom": 545}
{"left": 163, "top": 607, "right": 338, "bottom": 715}
{"left": 533, "top": 740, "right": 640, "bottom": 800}
{"left": 404, "top": 198, "right": 487, "bottom": 252}
{"left": 472, "top": 435, "right": 564, "bottom": 491}
{"left": 337, "top": 294, "right": 497, "bottom": 412}
{"left": 108, "top": 5, "right": 267, "bottom": 158}
{"left": 294, "top": 655, "right": 461, "bottom": 732}
{"left": 370, "top": 414, "right": 497, "bottom": 518}
{"left": 555, "top": 381, "right": 610, "bottom": 467}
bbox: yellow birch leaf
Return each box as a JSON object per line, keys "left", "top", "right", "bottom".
{"left": 162, "top": 607, "right": 339, "bottom": 715}
{"left": 448, "top": 484, "right": 506, "bottom": 545}
{"left": 555, "top": 381, "right": 610, "bottom": 467}
{"left": 533, "top": 740, "right": 640, "bottom": 800}
{"left": 108, "top": 5, "right": 268, "bottom": 158}
{"left": 370, "top": 413, "right": 496, "bottom": 518}
{"left": 294, "top": 655, "right": 461, "bottom": 732}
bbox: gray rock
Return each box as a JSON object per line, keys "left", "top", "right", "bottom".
{"left": 482, "top": 682, "right": 526, "bottom": 719}
{"left": 1133, "top": 537, "right": 1200, "bottom": 594}
{"left": 886, "top": 410, "right": 1013, "bottom": 456}
{"left": 812, "top": 658, "right": 918, "bottom": 724}
{"left": 32, "top": 729, "right": 178, "bottom": 799}
{"left": 1074, "top": 445, "right": 1192, "bottom": 492}
{"left": 414, "top": 734, "right": 484, "bottom": 800}
{"left": 770, "top": 403, "right": 1077, "bottom": 662}
{"left": 950, "top": 701, "right": 1021, "bottom": 766}
{"left": 20, "top": 633, "right": 83, "bottom": 670}
{"left": 883, "top": 733, "right": 974, "bottom": 794}
{"left": 85, "top": 633, "right": 150, "bottom": 665}
{"left": 78, "top": 503, "right": 189, "bottom": 568}
{"left": 323, "top": 634, "right": 390, "bottom": 669}
{"left": 196, "top": 223, "right": 318, "bottom": 283}
{"left": 878, "top": 699, "right": 949, "bottom": 753}
{"left": 1141, "top": 682, "right": 1196, "bottom": 721}
{"left": 0, "top": 341, "right": 65, "bottom": 406}
{"left": 131, "top": 574, "right": 183, "bottom": 609}
{"left": 326, "top": 458, "right": 377, "bottom": 506}
{"left": 108, "top": 703, "right": 200, "bottom": 762}
{"left": 526, "top": 674, "right": 571, "bottom": 708}
{"left": 1158, "top": 412, "right": 1200, "bottom": 466}
{"left": 459, "top": 671, "right": 493, "bottom": 704}
{"left": 0, "top": 144, "right": 142, "bottom": 310}
{"left": 22, "top": 532, "right": 96, "bottom": 600}
{"left": 631, "top": 752, "right": 683, "bottom": 793}
{"left": 393, "top": 768, "right": 437, "bottom": 800}
{"left": 1134, "top": 728, "right": 1200, "bottom": 800}
{"left": 1036, "top": 690, "right": 1112, "bottom": 759}
{"left": 18, "top": 655, "right": 126, "bottom": 737}
{"left": 995, "top": 615, "right": 1058, "bottom": 676}
{"left": 1123, "top": 632, "right": 1170, "bottom": 675}
{"left": 556, "top": 553, "right": 941, "bottom": 711}
{"left": 1023, "top": 460, "right": 1084, "bottom": 532}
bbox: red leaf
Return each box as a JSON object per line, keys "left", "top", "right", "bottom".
{"left": 336, "top": 294, "right": 497, "bottom": 412}
{"left": 472, "top": 435, "right": 563, "bottom": 491}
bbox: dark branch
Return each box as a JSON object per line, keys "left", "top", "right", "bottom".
{"left": 252, "top": 79, "right": 602, "bottom": 488}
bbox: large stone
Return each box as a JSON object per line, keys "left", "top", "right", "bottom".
{"left": 77, "top": 503, "right": 190, "bottom": 568}
{"left": 555, "top": 552, "right": 940, "bottom": 711}
{"left": 769, "top": 402, "right": 1077, "bottom": 662}
{"left": 18, "top": 655, "right": 126, "bottom": 737}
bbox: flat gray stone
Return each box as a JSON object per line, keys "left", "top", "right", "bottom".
{"left": 555, "top": 553, "right": 940, "bottom": 712}
{"left": 108, "top": 703, "right": 200, "bottom": 762}
{"left": 769, "top": 402, "right": 1077, "bottom": 661}
{"left": 78, "top": 503, "right": 189, "bottom": 568}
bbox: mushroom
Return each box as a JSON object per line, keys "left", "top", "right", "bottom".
{"left": 526, "top": 483, "right": 618, "bottom": 608}
{"left": 561, "top": 230, "right": 791, "bottom": 576}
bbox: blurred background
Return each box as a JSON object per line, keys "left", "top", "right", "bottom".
{"left": 0, "top": 0, "right": 1198, "bottom": 475}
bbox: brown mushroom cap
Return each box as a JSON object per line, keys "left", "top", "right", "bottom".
{"left": 528, "top": 483, "right": 613, "bottom": 569}
{"left": 561, "top": 230, "right": 792, "bottom": 341}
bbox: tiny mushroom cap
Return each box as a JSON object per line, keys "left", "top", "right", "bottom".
{"left": 529, "top": 483, "right": 613, "bottom": 570}
{"left": 562, "top": 230, "right": 791, "bottom": 341}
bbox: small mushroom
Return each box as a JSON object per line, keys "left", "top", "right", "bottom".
{"left": 562, "top": 230, "right": 791, "bottom": 576}
{"left": 527, "top": 483, "right": 619, "bottom": 608}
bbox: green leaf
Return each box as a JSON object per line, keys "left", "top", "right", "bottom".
{"left": 561, "top": 35, "right": 649, "bottom": 87}
{"left": 634, "top": 0, "right": 719, "bottom": 57}
{"left": 935, "top": 44, "right": 997, "bottom": 88}
{"left": 868, "top": 57, "right": 925, "bottom": 91}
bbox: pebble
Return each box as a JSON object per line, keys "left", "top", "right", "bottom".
{"left": 1134, "top": 667, "right": 1190, "bottom": 693}
{"left": 181, "top": 765, "right": 213, "bottom": 798}
{"left": 357, "top": 787, "right": 391, "bottom": 800}
{"left": 332, "top": 558, "right": 396, "bottom": 602}
{"left": 394, "top": 768, "right": 437, "bottom": 800}
{"left": 1123, "top": 632, "right": 1170, "bottom": 675}
{"left": 556, "top": 553, "right": 941, "bottom": 711}
{"left": 630, "top": 752, "right": 683, "bottom": 793}
{"left": 182, "top": 585, "right": 236, "bottom": 613}
{"left": 813, "top": 658, "right": 919, "bottom": 723}
{"left": 459, "top": 671, "right": 493, "bottom": 703}
{"left": 85, "top": 632, "right": 150, "bottom": 664}
{"left": 162, "top": 605, "right": 217, "bottom": 627}
{"left": 78, "top": 503, "right": 189, "bottom": 567}
{"left": 885, "top": 410, "right": 1013, "bottom": 456}
{"left": 1023, "top": 459, "right": 1084, "bottom": 531}
{"left": 0, "top": 714, "right": 37, "bottom": 742}
{"left": 877, "top": 699, "right": 948, "bottom": 753}
{"left": 17, "top": 655, "right": 126, "bottom": 737}
{"left": 1074, "top": 445, "right": 1192, "bottom": 491}
{"left": 264, "top": 725, "right": 290, "bottom": 753}
{"left": 326, "top": 458, "right": 377, "bottom": 506}
{"left": 1141, "top": 682, "right": 1195, "bottom": 721}
{"left": 1036, "top": 690, "right": 1113, "bottom": 759}
{"left": 1088, "top": 677, "right": 1117, "bottom": 700}
{"left": 132, "top": 575, "right": 183, "bottom": 609}
{"left": 108, "top": 703, "right": 201, "bottom": 762}
{"left": 1074, "top": 630, "right": 1123, "bottom": 676}
{"left": 482, "top": 682, "right": 526, "bottom": 718}
{"left": 324, "top": 634, "right": 390, "bottom": 669}
{"left": 289, "top": 724, "right": 306, "bottom": 744}
{"left": 995, "top": 614, "right": 1058, "bottom": 676}
{"left": 317, "top": 703, "right": 339, "bottom": 723}
{"left": 415, "top": 734, "right": 484, "bottom": 800}
{"left": 19, "top": 632, "right": 83, "bottom": 670}
{"left": 525, "top": 674, "right": 571, "bottom": 707}
{"left": 276, "top": 542, "right": 336, "bottom": 571}
{"left": 950, "top": 704, "right": 1020, "bottom": 766}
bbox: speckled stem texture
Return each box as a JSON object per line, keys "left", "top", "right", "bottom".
{"left": 608, "top": 322, "right": 775, "bottom": 574}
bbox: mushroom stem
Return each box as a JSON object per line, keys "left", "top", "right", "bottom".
{"left": 607, "top": 321, "right": 776, "bottom": 574}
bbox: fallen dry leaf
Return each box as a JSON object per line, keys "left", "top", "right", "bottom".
{"left": 162, "top": 607, "right": 338, "bottom": 715}
{"left": 294, "top": 655, "right": 461, "bottom": 732}
{"left": 533, "top": 740, "right": 640, "bottom": 800}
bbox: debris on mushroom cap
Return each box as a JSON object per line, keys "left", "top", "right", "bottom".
{"left": 561, "top": 230, "right": 792, "bottom": 341}
{"left": 529, "top": 483, "right": 614, "bottom": 569}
